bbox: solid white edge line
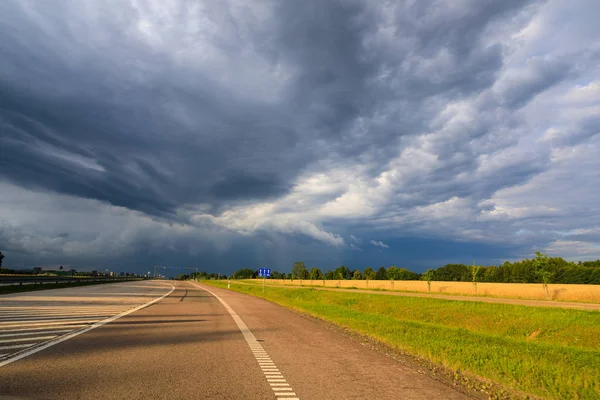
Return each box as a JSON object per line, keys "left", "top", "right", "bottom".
{"left": 0, "top": 282, "right": 175, "bottom": 368}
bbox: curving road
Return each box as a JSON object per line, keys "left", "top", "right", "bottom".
{"left": 0, "top": 281, "right": 471, "bottom": 399}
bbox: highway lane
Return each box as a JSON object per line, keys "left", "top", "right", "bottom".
{"left": 0, "top": 281, "right": 173, "bottom": 364}
{"left": 0, "top": 281, "right": 471, "bottom": 399}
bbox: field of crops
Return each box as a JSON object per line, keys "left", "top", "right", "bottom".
{"left": 254, "top": 278, "right": 600, "bottom": 302}
{"left": 206, "top": 281, "right": 600, "bottom": 399}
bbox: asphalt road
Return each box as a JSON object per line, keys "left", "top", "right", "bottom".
{"left": 0, "top": 281, "right": 470, "bottom": 400}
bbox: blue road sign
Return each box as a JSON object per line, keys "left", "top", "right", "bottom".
{"left": 258, "top": 268, "right": 271, "bottom": 277}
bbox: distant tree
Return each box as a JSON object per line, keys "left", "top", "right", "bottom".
{"left": 434, "top": 264, "right": 469, "bottom": 281}
{"left": 469, "top": 264, "right": 482, "bottom": 295}
{"left": 376, "top": 267, "right": 388, "bottom": 280}
{"left": 324, "top": 270, "right": 335, "bottom": 280}
{"left": 309, "top": 267, "right": 324, "bottom": 280}
{"left": 352, "top": 270, "right": 362, "bottom": 280}
{"left": 482, "top": 265, "right": 498, "bottom": 282}
{"left": 59, "top": 265, "right": 63, "bottom": 270}
{"left": 386, "top": 266, "right": 399, "bottom": 280}
{"left": 291, "top": 262, "right": 309, "bottom": 279}
{"left": 271, "top": 270, "right": 284, "bottom": 279}
{"left": 232, "top": 268, "right": 255, "bottom": 279}
{"left": 0, "top": 251, "right": 4, "bottom": 268}
{"left": 387, "top": 266, "right": 420, "bottom": 280}
{"left": 177, "top": 274, "right": 189, "bottom": 280}
{"left": 334, "top": 265, "right": 352, "bottom": 280}
{"left": 362, "top": 267, "right": 376, "bottom": 280}
{"left": 421, "top": 269, "right": 435, "bottom": 292}
{"left": 533, "top": 252, "right": 554, "bottom": 299}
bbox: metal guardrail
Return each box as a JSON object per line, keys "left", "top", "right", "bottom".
{"left": 0, "top": 276, "right": 144, "bottom": 286}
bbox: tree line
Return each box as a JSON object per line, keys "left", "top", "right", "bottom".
{"left": 230, "top": 252, "right": 600, "bottom": 285}
{"left": 178, "top": 271, "right": 227, "bottom": 280}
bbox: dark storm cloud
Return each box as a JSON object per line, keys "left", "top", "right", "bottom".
{"left": 0, "top": 0, "right": 544, "bottom": 218}
{"left": 2, "top": 0, "right": 599, "bottom": 271}
{"left": 0, "top": 1, "right": 306, "bottom": 216}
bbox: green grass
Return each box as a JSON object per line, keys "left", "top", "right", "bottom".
{"left": 205, "top": 281, "right": 600, "bottom": 399}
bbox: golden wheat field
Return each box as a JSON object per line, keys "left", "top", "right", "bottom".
{"left": 253, "top": 279, "right": 600, "bottom": 302}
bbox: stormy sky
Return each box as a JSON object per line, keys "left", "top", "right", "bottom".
{"left": 1, "top": 0, "right": 599, "bottom": 275}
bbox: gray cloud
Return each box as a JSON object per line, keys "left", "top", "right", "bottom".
{"left": 1, "top": 0, "right": 600, "bottom": 272}
{"left": 370, "top": 240, "right": 389, "bottom": 249}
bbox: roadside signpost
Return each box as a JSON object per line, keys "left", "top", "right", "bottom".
{"left": 258, "top": 268, "right": 271, "bottom": 293}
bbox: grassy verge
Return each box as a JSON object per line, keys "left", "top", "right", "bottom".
{"left": 205, "top": 280, "right": 600, "bottom": 399}
{"left": 0, "top": 280, "right": 139, "bottom": 295}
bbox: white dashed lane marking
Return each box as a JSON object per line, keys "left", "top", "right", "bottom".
{"left": 191, "top": 282, "right": 300, "bottom": 400}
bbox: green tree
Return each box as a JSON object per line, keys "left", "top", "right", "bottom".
{"left": 375, "top": 266, "right": 388, "bottom": 280}
{"left": 434, "top": 264, "right": 469, "bottom": 281}
{"left": 0, "top": 251, "right": 4, "bottom": 268}
{"left": 292, "top": 262, "right": 309, "bottom": 279}
{"left": 469, "top": 264, "right": 482, "bottom": 295}
{"left": 482, "top": 265, "right": 498, "bottom": 282}
{"left": 533, "top": 252, "right": 554, "bottom": 299}
{"left": 271, "top": 270, "right": 284, "bottom": 279}
{"left": 386, "top": 266, "right": 399, "bottom": 280}
{"left": 352, "top": 270, "right": 362, "bottom": 280}
{"left": 232, "top": 268, "right": 255, "bottom": 279}
{"left": 387, "top": 266, "right": 419, "bottom": 280}
{"left": 309, "top": 267, "right": 324, "bottom": 280}
{"left": 334, "top": 265, "right": 351, "bottom": 280}
{"left": 421, "top": 269, "right": 435, "bottom": 292}
{"left": 362, "top": 267, "right": 376, "bottom": 280}
{"left": 324, "top": 270, "right": 335, "bottom": 280}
